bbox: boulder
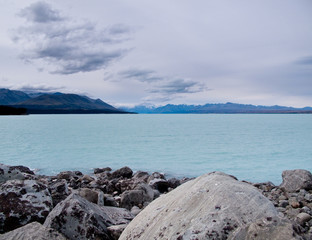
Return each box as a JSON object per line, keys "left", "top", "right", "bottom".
{"left": 94, "top": 167, "right": 112, "bottom": 174}
{"left": 110, "top": 167, "right": 133, "bottom": 179}
{"left": 48, "top": 179, "right": 70, "bottom": 206}
{"left": 107, "top": 224, "right": 128, "bottom": 240}
{"left": 231, "top": 216, "right": 302, "bottom": 240}
{"left": 44, "top": 193, "right": 133, "bottom": 240}
{"left": 78, "top": 188, "right": 99, "bottom": 204}
{"left": 0, "top": 179, "right": 53, "bottom": 233}
{"left": 120, "top": 172, "right": 279, "bottom": 240}
{"left": 280, "top": 169, "right": 312, "bottom": 192}
{"left": 148, "top": 178, "right": 169, "bottom": 193}
{"left": 0, "top": 164, "right": 35, "bottom": 184}
{"left": 120, "top": 183, "right": 154, "bottom": 210}
{"left": 0, "top": 221, "right": 67, "bottom": 240}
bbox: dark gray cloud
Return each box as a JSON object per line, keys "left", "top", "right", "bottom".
{"left": 18, "top": 1, "right": 63, "bottom": 23}
{"left": 150, "top": 79, "right": 205, "bottom": 94}
{"left": 119, "top": 69, "right": 162, "bottom": 82}
{"left": 13, "top": 2, "right": 131, "bottom": 75}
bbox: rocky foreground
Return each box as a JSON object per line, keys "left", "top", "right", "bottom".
{"left": 0, "top": 164, "right": 311, "bottom": 240}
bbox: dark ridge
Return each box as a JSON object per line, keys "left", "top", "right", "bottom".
{"left": 0, "top": 106, "right": 27, "bottom": 115}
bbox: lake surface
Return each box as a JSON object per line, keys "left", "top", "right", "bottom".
{"left": 1, "top": 114, "right": 311, "bottom": 184}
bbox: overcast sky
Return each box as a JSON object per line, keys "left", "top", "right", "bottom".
{"left": 0, "top": 0, "right": 312, "bottom": 107}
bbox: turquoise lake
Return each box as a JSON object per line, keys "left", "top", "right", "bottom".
{"left": 1, "top": 114, "right": 311, "bottom": 184}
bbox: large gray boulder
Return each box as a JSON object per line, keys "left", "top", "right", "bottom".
{"left": 0, "top": 164, "right": 35, "bottom": 184}
{"left": 120, "top": 172, "right": 279, "bottom": 240}
{"left": 280, "top": 169, "right": 312, "bottom": 192}
{"left": 0, "top": 222, "right": 67, "bottom": 240}
{"left": 44, "top": 193, "right": 133, "bottom": 240}
{"left": 0, "top": 179, "right": 53, "bottom": 233}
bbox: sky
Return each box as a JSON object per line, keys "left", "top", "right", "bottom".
{"left": 0, "top": 0, "right": 312, "bottom": 107}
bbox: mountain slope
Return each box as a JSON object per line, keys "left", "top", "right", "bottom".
{"left": 15, "top": 93, "right": 126, "bottom": 113}
{"left": 0, "top": 88, "right": 30, "bottom": 105}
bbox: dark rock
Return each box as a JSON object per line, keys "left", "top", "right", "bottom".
{"left": 48, "top": 179, "right": 70, "bottom": 206}
{"left": 111, "top": 167, "right": 133, "bottom": 179}
{"left": 167, "top": 178, "right": 181, "bottom": 189}
{"left": 57, "top": 171, "right": 79, "bottom": 181}
{"left": 8, "top": 166, "right": 34, "bottom": 175}
{"left": 280, "top": 169, "right": 312, "bottom": 192}
{"left": 149, "top": 178, "right": 169, "bottom": 193}
{"left": 94, "top": 167, "right": 112, "bottom": 174}
{"left": 120, "top": 190, "right": 146, "bottom": 210}
{"left": 0, "top": 221, "right": 67, "bottom": 240}
{"left": 0, "top": 180, "right": 53, "bottom": 233}
{"left": 104, "top": 194, "right": 118, "bottom": 207}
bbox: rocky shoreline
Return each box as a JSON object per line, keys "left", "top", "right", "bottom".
{"left": 0, "top": 163, "right": 311, "bottom": 239}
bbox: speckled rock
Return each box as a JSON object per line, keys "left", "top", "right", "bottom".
{"left": 280, "top": 169, "right": 312, "bottom": 192}
{"left": 48, "top": 179, "right": 70, "bottom": 206}
{"left": 44, "top": 193, "right": 133, "bottom": 240}
{"left": 0, "top": 164, "right": 35, "bottom": 184}
{"left": 0, "top": 221, "right": 67, "bottom": 240}
{"left": 231, "top": 216, "right": 302, "bottom": 240}
{"left": 120, "top": 172, "right": 279, "bottom": 240}
{"left": 0, "top": 179, "right": 53, "bottom": 233}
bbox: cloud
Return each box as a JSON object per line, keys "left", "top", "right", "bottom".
{"left": 119, "top": 68, "right": 162, "bottom": 82}
{"left": 13, "top": 2, "right": 131, "bottom": 75}
{"left": 150, "top": 79, "right": 206, "bottom": 94}
{"left": 296, "top": 56, "right": 312, "bottom": 65}
{"left": 12, "top": 84, "right": 64, "bottom": 93}
{"left": 18, "top": 1, "right": 63, "bottom": 23}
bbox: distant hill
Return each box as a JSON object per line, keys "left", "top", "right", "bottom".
{"left": 0, "top": 88, "right": 30, "bottom": 105}
{"left": 0, "top": 88, "right": 128, "bottom": 114}
{"left": 122, "top": 102, "right": 312, "bottom": 114}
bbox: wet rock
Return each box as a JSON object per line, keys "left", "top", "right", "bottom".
{"left": 120, "top": 172, "right": 279, "bottom": 240}
{"left": 231, "top": 216, "right": 302, "bottom": 240}
{"left": 0, "top": 221, "right": 67, "bottom": 240}
{"left": 110, "top": 167, "right": 133, "bottom": 179}
{"left": 280, "top": 169, "right": 312, "bottom": 192}
{"left": 94, "top": 167, "right": 112, "bottom": 174}
{"left": 296, "top": 212, "right": 311, "bottom": 226}
{"left": 44, "top": 193, "right": 133, "bottom": 240}
{"left": 0, "top": 179, "right": 53, "bottom": 233}
{"left": 0, "top": 164, "right": 35, "bottom": 184}
{"left": 57, "top": 171, "right": 78, "bottom": 180}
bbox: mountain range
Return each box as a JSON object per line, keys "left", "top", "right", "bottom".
{"left": 121, "top": 103, "right": 312, "bottom": 114}
{"left": 1, "top": 88, "right": 312, "bottom": 114}
{"left": 0, "top": 88, "right": 127, "bottom": 114}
